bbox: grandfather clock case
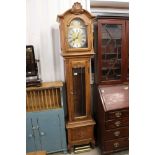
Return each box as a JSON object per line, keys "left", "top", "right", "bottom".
{"left": 58, "top": 2, "right": 95, "bottom": 151}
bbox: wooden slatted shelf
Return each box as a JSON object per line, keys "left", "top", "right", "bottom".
{"left": 26, "top": 82, "right": 63, "bottom": 112}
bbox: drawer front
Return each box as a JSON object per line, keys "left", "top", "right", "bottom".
{"left": 104, "top": 127, "right": 129, "bottom": 141}
{"left": 70, "top": 126, "right": 93, "bottom": 142}
{"left": 106, "top": 109, "right": 129, "bottom": 120}
{"left": 103, "top": 138, "right": 129, "bottom": 152}
{"left": 105, "top": 117, "right": 129, "bottom": 129}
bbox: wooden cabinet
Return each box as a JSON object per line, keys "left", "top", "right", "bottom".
{"left": 94, "top": 17, "right": 129, "bottom": 85}
{"left": 26, "top": 82, "right": 67, "bottom": 154}
{"left": 96, "top": 85, "right": 129, "bottom": 154}
{"left": 26, "top": 109, "right": 67, "bottom": 153}
{"left": 94, "top": 17, "right": 129, "bottom": 154}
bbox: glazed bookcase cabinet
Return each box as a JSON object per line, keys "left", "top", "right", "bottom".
{"left": 26, "top": 82, "right": 67, "bottom": 154}
{"left": 93, "top": 16, "right": 129, "bottom": 154}
{"left": 94, "top": 17, "right": 129, "bottom": 85}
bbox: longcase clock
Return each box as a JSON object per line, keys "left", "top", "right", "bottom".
{"left": 57, "top": 2, "right": 95, "bottom": 151}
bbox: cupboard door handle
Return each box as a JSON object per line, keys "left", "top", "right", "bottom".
{"left": 115, "top": 121, "right": 121, "bottom": 127}
{"left": 113, "top": 131, "right": 120, "bottom": 137}
{"left": 32, "top": 126, "right": 39, "bottom": 130}
{"left": 115, "top": 111, "right": 122, "bottom": 118}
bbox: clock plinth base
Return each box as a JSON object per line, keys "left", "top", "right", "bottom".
{"left": 66, "top": 119, "right": 95, "bottom": 152}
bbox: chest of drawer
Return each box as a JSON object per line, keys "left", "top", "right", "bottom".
{"left": 103, "top": 127, "right": 128, "bottom": 141}
{"left": 103, "top": 137, "right": 129, "bottom": 152}
{"left": 105, "top": 117, "right": 128, "bottom": 129}
{"left": 106, "top": 109, "right": 129, "bottom": 120}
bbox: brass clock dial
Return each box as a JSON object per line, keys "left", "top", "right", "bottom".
{"left": 67, "top": 18, "right": 87, "bottom": 48}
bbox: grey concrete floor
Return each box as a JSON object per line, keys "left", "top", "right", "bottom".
{"left": 49, "top": 147, "right": 129, "bottom": 155}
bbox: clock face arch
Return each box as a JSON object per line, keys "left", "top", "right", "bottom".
{"left": 67, "top": 18, "right": 87, "bottom": 48}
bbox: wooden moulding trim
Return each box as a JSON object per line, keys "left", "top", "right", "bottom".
{"left": 98, "top": 87, "right": 107, "bottom": 112}
{"left": 91, "top": 5, "right": 129, "bottom": 10}
{"left": 26, "top": 151, "right": 46, "bottom": 155}
{"left": 70, "top": 138, "right": 93, "bottom": 144}
{"left": 61, "top": 52, "right": 95, "bottom": 58}
{"left": 66, "top": 119, "right": 96, "bottom": 128}
{"left": 26, "top": 81, "right": 63, "bottom": 91}
{"left": 103, "top": 147, "right": 129, "bottom": 155}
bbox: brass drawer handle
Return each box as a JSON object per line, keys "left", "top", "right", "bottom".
{"left": 113, "top": 131, "right": 120, "bottom": 137}
{"left": 113, "top": 142, "right": 120, "bottom": 148}
{"left": 115, "top": 111, "right": 122, "bottom": 118}
{"left": 115, "top": 121, "right": 121, "bottom": 127}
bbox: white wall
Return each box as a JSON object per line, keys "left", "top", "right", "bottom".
{"left": 26, "top": 0, "right": 90, "bottom": 82}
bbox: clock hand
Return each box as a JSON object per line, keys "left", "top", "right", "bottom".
{"left": 76, "top": 32, "right": 80, "bottom": 39}
{"left": 71, "top": 32, "right": 80, "bottom": 42}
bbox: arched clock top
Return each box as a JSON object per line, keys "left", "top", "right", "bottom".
{"left": 57, "top": 2, "right": 95, "bottom": 22}
{"left": 57, "top": 2, "right": 95, "bottom": 55}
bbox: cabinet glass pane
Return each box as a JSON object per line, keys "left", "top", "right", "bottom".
{"left": 72, "top": 67, "right": 86, "bottom": 117}
{"left": 127, "top": 21, "right": 129, "bottom": 80}
{"left": 101, "top": 24, "right": 122, "bottom": 81}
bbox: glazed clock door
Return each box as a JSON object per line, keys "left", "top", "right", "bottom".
{"left": 69, "top": 59, "right": 90, "bottom": 121}
{"left": 98, "top": 19, "right": 126, "bottom": 84}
